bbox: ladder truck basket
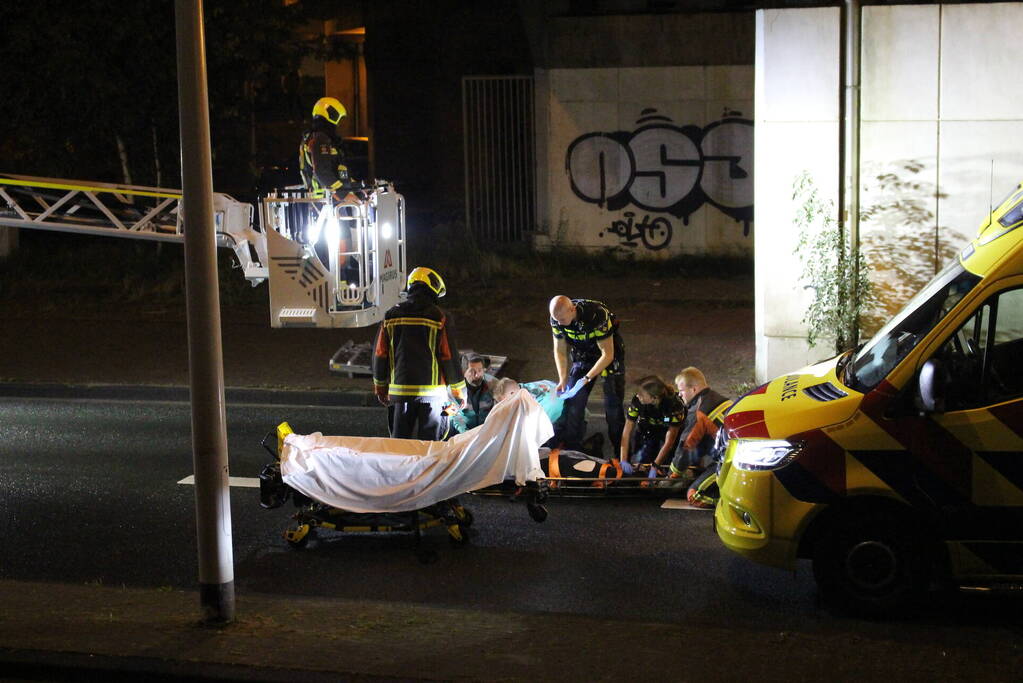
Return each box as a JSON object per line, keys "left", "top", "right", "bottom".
{"left": 259, "top": 182, "right": 406, "bottom": 329}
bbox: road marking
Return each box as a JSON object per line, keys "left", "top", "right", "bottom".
{"left": 177, "top": 475, "right": 260, "bottom": 488}
{"left": 661, "top": 498, "right": 713, "bottom": 511}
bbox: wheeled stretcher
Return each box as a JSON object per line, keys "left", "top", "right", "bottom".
{"left": 258, "top": 390, "right": 552, "bottom": 559}
{"left": 475, "top": 447, "right": 692, "bottom": 499}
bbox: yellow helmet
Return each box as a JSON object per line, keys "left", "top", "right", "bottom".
{"left": 406, "top": 267, "right": 446, "bottom": 298}
{"left": 312, "top": 97, "right": 347, "bottom": 125}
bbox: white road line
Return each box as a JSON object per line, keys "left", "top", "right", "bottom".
{"left": 177, "top": 475, "right": 261, "bottom": 488}
{"left": 660, "top": 498, "right": 713, "bottom": 511}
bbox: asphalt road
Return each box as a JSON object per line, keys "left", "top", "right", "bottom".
{"left": 1, "top": 387, "right": 1020, "bottom": 655}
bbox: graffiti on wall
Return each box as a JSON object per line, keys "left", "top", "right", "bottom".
{"left": 599, "top": 212, "right": 673, "bottom": 251}
{"left": 566, "top": 109, "right": 753, "bottom": 248}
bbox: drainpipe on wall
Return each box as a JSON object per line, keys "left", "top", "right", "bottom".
{"left": 838, "top": 0, "right": 862, "bottom": 348}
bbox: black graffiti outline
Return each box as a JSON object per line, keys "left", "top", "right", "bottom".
{"left": 565, "top": 131, "right": 636, "bottom": 209}
{"left": 598, "top": 211, "right": 673, "bottom": 251}
{"left": 565, "top": 113, "right": 753, "bottom": 236}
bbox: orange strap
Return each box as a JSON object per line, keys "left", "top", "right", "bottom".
{"left": 549, "top": 448, "right": 562, "bottom": 478}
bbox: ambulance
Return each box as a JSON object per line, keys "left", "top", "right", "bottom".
{"left": 715, "top": 182, "right": 1023, "bottom": 613}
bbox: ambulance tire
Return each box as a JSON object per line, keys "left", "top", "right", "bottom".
{"left": 812, "top": 512, "right": 925, "bottom": 616}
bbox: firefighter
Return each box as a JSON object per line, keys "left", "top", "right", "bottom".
{"left": 619, "top": 375, "right": 686, "bottom": 472}
{"left": 372, "top": 267, "right": 467, "bottom": 440}
{"left": 548, "top": 295, "right": 626, "bottom": 455}
{"left": 298, "top": 97, "right": 361, "bottom": 286}
{"left": 299, "top": 96, "right": 356, "bottom": 199}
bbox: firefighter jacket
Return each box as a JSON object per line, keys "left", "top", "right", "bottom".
{"left": 299, "top": 119, "right": 351, "bottom": 196}
{"left": 372, "top": 292, "right": 466, "bottom": 401}
{"left": 626, "top": 392, "right": 686, "bottom": 437}
{"left": 549, "top": 299, "right": 624, "bottom": 375}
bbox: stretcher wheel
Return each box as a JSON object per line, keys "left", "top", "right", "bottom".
{"left": 447, "top": 523, "right": 470, "bottom": 547}
{"left": 455, "top": 506, "right": 474, "bottom": 528}
{"left": 527, "top": 502, "right": 548, "bottom": 523}
{"left": 284, "top": 523, "right": 312, "bottom": 549}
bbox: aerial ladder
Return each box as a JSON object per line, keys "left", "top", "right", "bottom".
{"left": 0, "top": 173, "right": 406, "bottom": 330}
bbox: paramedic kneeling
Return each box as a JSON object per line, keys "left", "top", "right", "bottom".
{"left": 372, "top": 267, "right": 466, "bottom": 439}
{"left": 620, "top": 375, "right": 685, "bottom": 471}
{"left": 548, "top": 295, "right": 626, "bottom": 455}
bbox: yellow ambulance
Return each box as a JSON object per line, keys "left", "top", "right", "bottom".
{"left": 715, "top": 181, "right": 1023, "bottom": 613}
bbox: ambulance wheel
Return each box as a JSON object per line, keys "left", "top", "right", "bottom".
{"left": 527, "top": 502, "right": 548, "bottom": 523}
{"left": 812, "top": 514, "right": 923, "bottom": 616}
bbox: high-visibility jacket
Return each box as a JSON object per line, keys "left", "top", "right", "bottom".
{"left": 626, "top": 392, "right": 686, "bottom": 438}
{"left": 549, "top": 299, "right": 624, "bottom": 375}
{"left": 372, "top": 292, "right": 466, "bottom": 401}
{"left": 299, "top": 120, "right": 351, "bottom": 196}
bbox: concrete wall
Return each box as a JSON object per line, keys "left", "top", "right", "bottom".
{"left": 0, "top": 227, "right": 16, "bottom": 261}
{"left": 535, "top": 65, "right": 754, "bottom": 258}
{"left": 755, "top": 2, "right": 1023, "bottom": 382}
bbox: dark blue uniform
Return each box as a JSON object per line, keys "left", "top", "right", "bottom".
{"left": 549, "top": 299, "right": 626, "bottom": 454}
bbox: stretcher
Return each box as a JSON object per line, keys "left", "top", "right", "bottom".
{"left": 258, "top": 390, "right": 552, "bottom": 561}
{"left": 475, "top": 447, "right": 697, "bottom": 499}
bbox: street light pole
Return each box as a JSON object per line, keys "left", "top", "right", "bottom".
{"left": 174, "top": 0, "right": 235, "bottom": 623}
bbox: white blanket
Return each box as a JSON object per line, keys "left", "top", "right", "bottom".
{"left": 280, "top": 389, "right": 552, "bottom": 513}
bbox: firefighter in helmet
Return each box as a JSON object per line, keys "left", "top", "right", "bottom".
{"left": 372, "top": 267, "right": 467, "bottom": 440}
{"left": 299, "top": 97, "right": 356, "bottom": 199}
{"left": 298, "top": 97, "right": 363, "bottom": 288}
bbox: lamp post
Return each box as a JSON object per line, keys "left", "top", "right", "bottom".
{"left": 174, "top": 0, "right": 235, "bottom": 623}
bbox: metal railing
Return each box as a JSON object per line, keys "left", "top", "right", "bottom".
{"left": 462, "top": 75, "right": 535, "bottom": 243}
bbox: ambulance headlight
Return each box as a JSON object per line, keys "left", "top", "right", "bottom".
{"left": 732, "top": 439, "right": 802, "bottom": 471}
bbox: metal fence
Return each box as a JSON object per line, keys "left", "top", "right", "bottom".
{"left": 462, "top": 75, "right": 535, "bottom": 243}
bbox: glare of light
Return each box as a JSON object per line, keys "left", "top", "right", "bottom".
{"left": 381, "top": 221, "right": 393, "bottom": 239}
{"left": 308, "top": 204, "right": 331, "bottom": 245}
{"left": 324, "top": 208, "right": 341, "bottom": 255}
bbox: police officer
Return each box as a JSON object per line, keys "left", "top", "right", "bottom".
{"left": 372, "top": 267, "right": 467, "bottom": 440}
{"left": 620, "top": 375, "right": 686, "bottom": 470}
{"left": 548, "top": 295, "right": 626, "bottom": 455}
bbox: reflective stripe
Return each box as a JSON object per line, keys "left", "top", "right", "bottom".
{"left": 383, "top": 317, "right": 443, "bottom": 330}
{"left": 429, "top": 327, "right": 439, "bottom": 386}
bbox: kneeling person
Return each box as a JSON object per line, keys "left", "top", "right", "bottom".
{"left": 621, "top": 375, "right": 685, "bottom": 473}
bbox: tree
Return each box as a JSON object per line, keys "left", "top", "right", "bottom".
{"left": 793, "top": 171, "right": 873, "bottom": 353}
{"left": 0, "top": 0, "right": 314, "bottom": 194}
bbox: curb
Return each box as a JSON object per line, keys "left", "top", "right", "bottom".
{"left": 0, "top": 382, "right": 374, "bottom": 407}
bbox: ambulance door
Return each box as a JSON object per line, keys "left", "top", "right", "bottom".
{"left": 925, "top": 283, "right": 1023, "bottom": 579}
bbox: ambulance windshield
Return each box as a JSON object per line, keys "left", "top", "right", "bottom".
{"left": 845, "top": 260, "right": 981, "bottom": 392}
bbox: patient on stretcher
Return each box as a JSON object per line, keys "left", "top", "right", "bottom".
{"left": 447, "top": 377, "right": 565, "bottom": 435}
{"left": 278, "top": 388, "right": 552, "bottom": 513}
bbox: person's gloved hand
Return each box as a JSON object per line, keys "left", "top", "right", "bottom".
{"left": 558, "top": 376, "right": 588, "bottom": 399}
{"left": 647, "top": 465, "right": 661, "bottom": 479}
{"left": 620, "top": 459, "right": 634, "bottom": 476}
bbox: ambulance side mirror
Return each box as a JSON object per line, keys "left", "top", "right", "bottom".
{"left": 918, "top": 358, "right": 947, "bottom": 413}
